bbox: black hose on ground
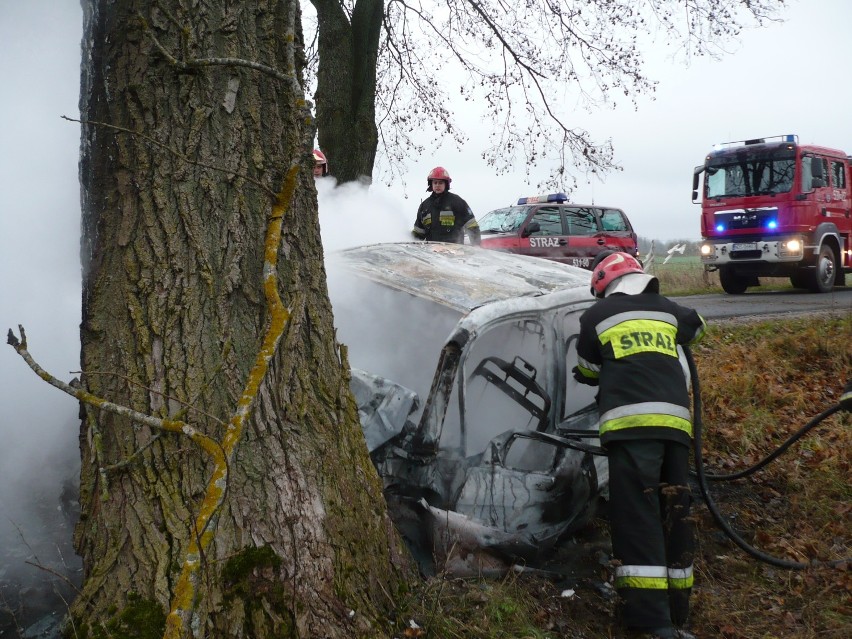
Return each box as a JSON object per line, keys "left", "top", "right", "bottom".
{"left": 699, "top": 404, "right": 841, "bottom": 481}
{"left": 684, "top": 346, "right": 850, "bottom": 569}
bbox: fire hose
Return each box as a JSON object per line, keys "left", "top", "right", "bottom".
{"left": 683, "top": 346, "right": 851, "bottom": 569}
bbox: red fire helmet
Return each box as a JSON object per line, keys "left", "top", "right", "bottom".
{"left": 313, "top": 149, "right": 329, "bottom": 176}
{"left": 426, "top": 166, "right": 452, "bottom": 191}
{"left": 591, "top": 252, "right": 645, "bottom": 298}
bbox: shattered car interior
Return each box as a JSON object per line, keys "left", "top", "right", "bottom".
{"left": 326, "top": 242, "right": 607, "bottom": 576}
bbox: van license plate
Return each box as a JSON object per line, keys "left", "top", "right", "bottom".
{"left": 732, "top": 242, "right": 757, "bottom": 251}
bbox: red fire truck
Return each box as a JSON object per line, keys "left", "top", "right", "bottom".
{"left": 692, "top": 134, "right": 851, "bottom": 293}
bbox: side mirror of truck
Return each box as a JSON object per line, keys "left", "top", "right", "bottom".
{"left": 812, "top": 178, "right": 826, "bottom": 188}
{"left": 692, "top": 166, "right": 703, "bottom": 203}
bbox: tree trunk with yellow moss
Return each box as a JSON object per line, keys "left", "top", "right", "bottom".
{"left": 73, "top": 1, "right": 412, "bottom": 637}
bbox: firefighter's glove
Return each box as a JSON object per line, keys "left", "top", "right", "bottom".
{"left": 572, "top": 365, "right": 597, "bottom": 387}
{"left": 840, "top": 380, "right": 852, "bottom": 412}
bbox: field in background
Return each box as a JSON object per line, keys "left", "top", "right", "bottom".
{"left": 640, "top": 249, "right": 852, "bottom": 296}
{"left": 644, "top": 255, "right": 721, "bottom": 295}
{"left": 642, "top": 255, "right": 852, "bottom": 296}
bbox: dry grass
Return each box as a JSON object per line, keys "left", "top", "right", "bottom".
{"left": 395, "top": 315, "right": 851, "bottom": 638}
{"left": 648, "top": 255, "right": 851, "bottom": 296}
{"left": 686, "top": 315, "right": 851, "bottom": 639}
{"left": 647, "top": 256, "right": 721, "bottom": 295}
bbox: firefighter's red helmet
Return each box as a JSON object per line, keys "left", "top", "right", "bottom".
{"left": 313, "top": 149, "right": 329, "bottom": 176}
{"left": 591, "top": 252, "right": 645, "bottom": 298}
{"left": 426, "top": 166, "right": 452, "bottom": 191}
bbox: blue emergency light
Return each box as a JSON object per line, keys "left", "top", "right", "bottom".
{"left": 715, "top": 223, "right": 726, "bottom": 232}
{"left": 517, "top": 192, "right": 569, "bottom": 205}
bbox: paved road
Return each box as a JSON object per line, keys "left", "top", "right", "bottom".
{"left": 678, "top": 286, "right": 852, "bottom": 321}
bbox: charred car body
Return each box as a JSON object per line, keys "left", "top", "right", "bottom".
{"left": 326, "top": 242, "right": 607, "bottom": 575}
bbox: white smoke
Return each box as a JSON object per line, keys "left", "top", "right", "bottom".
{"left": 316, "top": 177, "right": 414, "bottom": 251}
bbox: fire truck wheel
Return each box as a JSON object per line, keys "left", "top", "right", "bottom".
{"left": 719, "top": 266, "right": 749, "bottom": 294}
{"left": 809, "top": 244, "right": 836, "bottom": 294}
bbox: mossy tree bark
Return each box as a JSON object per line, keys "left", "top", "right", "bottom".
{"left": 74, "top": 1, "right": 412, "bottom": 637}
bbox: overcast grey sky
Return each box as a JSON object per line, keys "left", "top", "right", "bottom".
{"left": 390, "top": 0, "right": 852, "bottom": 240}
{"left": 1, "top": 0, "right": 851, "bottom": 567}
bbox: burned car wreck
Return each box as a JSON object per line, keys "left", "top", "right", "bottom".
{"left": 326, "top": 242, "right": 607, "bottom": 575}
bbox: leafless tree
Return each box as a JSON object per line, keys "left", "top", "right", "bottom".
{"left": 305, "top": 0, "right": 784, "bottom": 187}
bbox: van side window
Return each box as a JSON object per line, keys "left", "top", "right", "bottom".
{"left": 530, "top": 207, "right": 563, "bottom": 236}
{"left": 600, "top": 209, "right": 628, "bottom": 232}
{"left": 565, "top": 207, "right": 599, "bottom": 236}
{"left": 831, "top": 161, "right": 847, "bottom": 189}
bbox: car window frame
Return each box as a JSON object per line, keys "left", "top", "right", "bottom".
{"left": 599, "top": 207, "right": 631, "bottom": 233}
{"left": 526, "top": 206, "right": 567, "bottom": 237}
{"left": 562, "top": 206, "right": 602, "bottom": 237}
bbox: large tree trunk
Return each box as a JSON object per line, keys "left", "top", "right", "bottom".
{"left": 74, "top": 1, "right": 412, "bottom": 637}
{"left": 311, "top": 0, "right": 382, "bottom": 183}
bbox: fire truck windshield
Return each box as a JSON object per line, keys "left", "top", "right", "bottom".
{"left": 706, "top": 148, "right": 796, "bottom": 198}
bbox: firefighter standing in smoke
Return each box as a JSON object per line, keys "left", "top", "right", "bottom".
{"left": 573, "top": 252, "right": 706, "bottom": 639}
{"left": 412, "top": 167, "right": 481, "bottom": 245}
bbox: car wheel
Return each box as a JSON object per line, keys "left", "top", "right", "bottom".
{"left": 808, "top": 244, "right": 836, "bottom": 293}
{"left": 719, "top": 266, "right": 749, "bottom": 294}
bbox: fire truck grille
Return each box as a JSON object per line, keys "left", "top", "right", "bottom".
{"left": 730, "top": 250, "right": 763, "bottom": 259}
{"left": 715, "top": 208, "right": 778, "bottom": 231}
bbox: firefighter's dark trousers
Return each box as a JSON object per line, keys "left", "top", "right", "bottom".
{"left": 607, "top": 439, "right": 694, "bottom": 631}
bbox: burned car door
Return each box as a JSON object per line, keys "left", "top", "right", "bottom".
{"left": 420, "top": 312, "right": 605, "bottom": 572}
{"left": 443, "top": 317, "right": 554, "bottom": 455}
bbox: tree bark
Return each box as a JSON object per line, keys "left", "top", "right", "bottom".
{"left": 75, "top": 1, "right": 412, "bottom": 637}
{"left": 310, "top": 0, "right": 382, "bottom": 183}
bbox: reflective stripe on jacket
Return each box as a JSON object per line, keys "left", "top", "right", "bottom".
{"left": 412, "top": 191, "right": 480, "bottom": 244}
{"left": 574, "top": 292, "right": 706, "bottom": 446}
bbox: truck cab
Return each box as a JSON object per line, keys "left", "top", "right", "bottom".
{"left": 692, "top": 134, "right": 851, "bottom": 293}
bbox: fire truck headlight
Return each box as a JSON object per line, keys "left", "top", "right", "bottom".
{"left": 700, "top": 243, "right": 714, "bottom": 257}
{"left": 779, "top": 238, "right": 803, "bottom": 258}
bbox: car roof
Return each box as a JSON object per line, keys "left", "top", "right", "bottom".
{"left": 486, "top": 202, "right": 624, "bottom": 211}
{"left": 520, "top": 203, "right": 623, "bottom": 209}
{"left": 327, "top": 242, "right": 590, "bottom": 313}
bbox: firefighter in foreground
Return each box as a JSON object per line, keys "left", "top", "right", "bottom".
{"left": 573, "top": 252, "right": 706, "bottom": 639}
{"left": 412, "top": 166, "right": 481, "bottom": 245}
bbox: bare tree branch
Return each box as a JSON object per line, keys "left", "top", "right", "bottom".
{"left": 304, "top": 0, "right": 785, "bottom": 188}
{"left": 6, "top": 326, "right": 221, "bottom": 456}
{"left": 137, "top": 12, "right": 297, "bottom": 86}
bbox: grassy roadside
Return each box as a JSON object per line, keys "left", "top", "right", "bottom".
{"left": 399, "top": 313, "right": 851, "bottom": 639}
{"left": 686, "top": 314, "right": 851, "bottom": 639}
{"left": 646, "top": 255, "right": 850, "bottom": 296}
